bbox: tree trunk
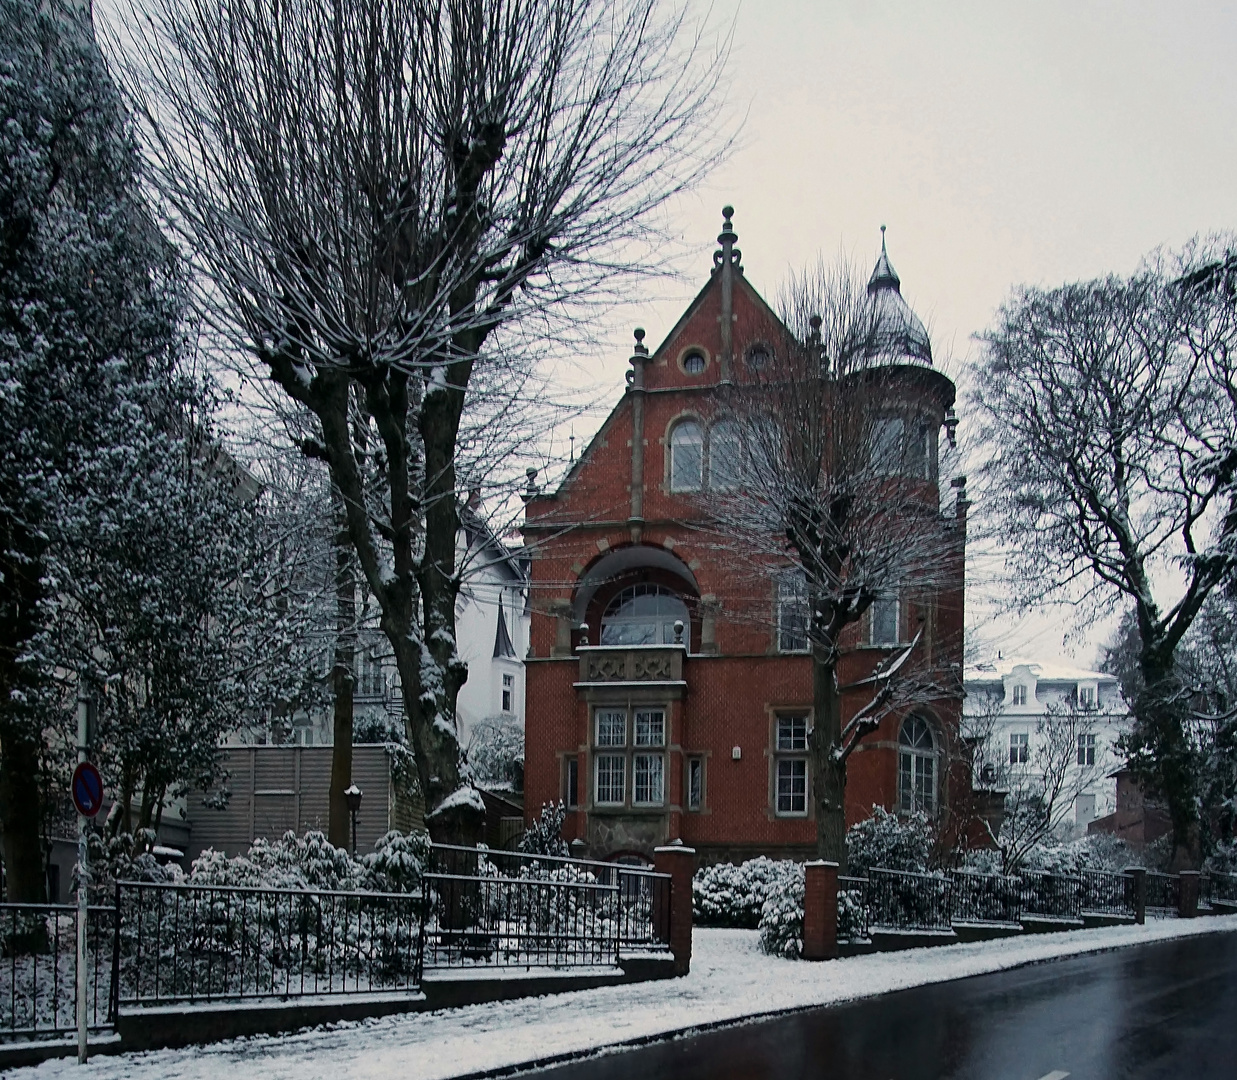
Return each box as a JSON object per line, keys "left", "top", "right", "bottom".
{"left": 0, "top": 730, "right": 45, "bottom": 902}
{"left": 1137, "top": 649, "right": 1201, "bottom": 869}
{"left": 0, "top": 515, "right": 47, "bottom": 902}
{"left": 328, "top": 508, "right": 356, "bottom": 850}
{"left": 811, "top": 646, "right": 847, "bottom": 868}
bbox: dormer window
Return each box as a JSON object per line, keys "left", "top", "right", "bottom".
{"left": 1078, "top": 686, "right": 1096, "bottom": 708}
{"left": 1012, "top": 684, "right": 1027, "bottom": 706}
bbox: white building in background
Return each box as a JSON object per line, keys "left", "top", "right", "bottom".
{"left": 963, "top": 656, "right": 1130, "bottom": 831}
{"left": 235, "top": 509, "right": 529, "bottom": 750}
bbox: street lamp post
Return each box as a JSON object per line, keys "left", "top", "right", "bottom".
{"left": 344, "top": 784, "right": 363, "bottom": 855}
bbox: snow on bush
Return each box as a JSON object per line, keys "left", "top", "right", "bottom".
{"left": 693, "top": 857, "right": 801, "bottom": 927}
{"left": 845, "top": 806, "right": 933, "bottom": 877}
{"left": 757, "top": 864, "right": 805, "bottom": 958}
{"left": 518, "top": 802, "right": 569, "bottom": 857}
{"left": 963, "top": 831, "right": 1140, "bottom": 876}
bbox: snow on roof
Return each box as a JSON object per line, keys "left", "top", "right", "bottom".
{"left": 964, "top": 655, "right": 1119, "bottom": 685}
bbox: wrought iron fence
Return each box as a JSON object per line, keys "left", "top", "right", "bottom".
{"left": 837, "top": 876, "right": 869, "bottom": 941}
{"left": 422, "top": 844, "right": 671, "bottom": 969}
{"left": 0, "top": 903, "right": 116, "bottom": 1041}
{"left": 949, "top": 870, "right": 1021, "bottom": 926}
{"left": 1144, "top": 871, "right": 1180, "bottom": 915}
{"left": 1077, "top": 869, "right": 1135, "bottom": 918}
{"left": 115, "top": 882, "right": 422, "bottom": 1006}
{"left": 1203, "top": 871, "right": 1237, "bottom": 907}
{"left": 1019, "top": 871, "right": 1083, "bottom": 920}
{"left": 866, "top": 868, "right": 953, "bottom": 933}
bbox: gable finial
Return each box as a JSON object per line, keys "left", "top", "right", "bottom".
{"left": 714, "top": 205, "right": 741, "bottom": 272}
{"left": 881, "top": 223, "right": 887, "bottom": 252}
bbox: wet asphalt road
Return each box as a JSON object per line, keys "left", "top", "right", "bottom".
{"left": 527, "top": 931, "right": 1237, "bottom": 1080}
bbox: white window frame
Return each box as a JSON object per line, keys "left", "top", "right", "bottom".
{"left": 774, "top": 714, "right": 810, "bottom": 817}
{"left": 592, "top": 706, "right": 667, "bottom": 809}
{"left": 898, "top": 715, "right": 937, "bottom": 815}
{"left": 708, "top": 419, "right": 743, "bottom": 491}
{"left": 1009, "top": 732, "right": 1029, "bottom": 765}
{"left": 501, "top": 672, "right": 514, "bottom": 713}
{"left": 1077, "top": 733, "right": 1097, "bottom": 766}
{"left": 1012, "top": 684, "right": 1027, "bottom": 706}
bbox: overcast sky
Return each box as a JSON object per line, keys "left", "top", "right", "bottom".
{"left": 582, "top": 0, "right": 1237, "bottom": 669}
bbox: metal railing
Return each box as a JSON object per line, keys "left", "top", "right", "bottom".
{"left": 422, "top": 845, "right": 671, "bottom": 969}
{"left": 115, "top": 882, "right": 422, "bottom": 1006}
{"left": 949, "top": 870, "right": 1021, "bottom": 926}
{"left": 0, "top": 903, "right": 116, "bottom": 1040}
{"left": 1144, "top": 871, "right": 1180, "bottom": 915}
{"left": 837, "top": 876, "right": 870, "bottom": 941}
{"left": 1205, "top": 871, "right": 1237, "bottom": 907}
{"left": 866, "top": 867, "right": 953, "bottom": 933}
{"left": 1019, "top": 871, "right": 1083, "bottom": 921}
{"left": 1078, "top": 869, "right": 1135, "bottom": 918}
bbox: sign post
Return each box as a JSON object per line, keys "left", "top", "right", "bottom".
{"left": 72, "top": 690, "right": 101, "bottom": 1064}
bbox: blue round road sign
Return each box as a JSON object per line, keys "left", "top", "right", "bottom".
{"left": 72, "top": 761, "right": 104, "bottom": 818}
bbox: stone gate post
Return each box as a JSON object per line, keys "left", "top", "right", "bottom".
{"left": 653, "top": 841, "right": 696, "bottom": 976}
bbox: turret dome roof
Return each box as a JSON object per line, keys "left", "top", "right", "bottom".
{"left": 867, "top": 227, "right": 932, "bottom": 366}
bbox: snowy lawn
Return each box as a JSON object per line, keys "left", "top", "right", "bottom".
{"left": 18, "top": 915, "right": 1237, "bottom": 1080}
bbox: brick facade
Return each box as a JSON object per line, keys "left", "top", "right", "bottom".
{"left": 523, "top": 213, "right": 969, "bottom": 865}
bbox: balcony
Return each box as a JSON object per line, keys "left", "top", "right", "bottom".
{"left": 574, "top": 644, "right": 686, "bottom": 692}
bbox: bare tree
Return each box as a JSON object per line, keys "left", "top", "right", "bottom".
{"left": 107, "top": 0, "right": 730, "bottom": 838}
{"left": 964, "top": 697, "right": 1106, "bottom": 873}
{"left": 974, "top": 238, "right": 1237, "bottom": 868}
{"left": 705, "top": 256, "right": 966, "bottom": 864}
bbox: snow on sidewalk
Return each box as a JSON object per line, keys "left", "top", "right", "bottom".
{"left": 20, "top": 915, "right": 1237, "bottom": 1080}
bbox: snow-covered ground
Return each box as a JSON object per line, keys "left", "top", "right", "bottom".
{"left": 19, "top": 916, "right": 1237, "bottom": 1080}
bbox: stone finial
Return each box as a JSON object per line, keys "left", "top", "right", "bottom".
{"left": 714, "top": 205, "right": 741, "bottom": 271}
{"left": 524, "top": 466, "right": 539, "bottom": 498}
{"left": 630, "top": 326, "right": 649, "bottom": 360}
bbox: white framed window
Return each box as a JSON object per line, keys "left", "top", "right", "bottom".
{"left": 907, "top": 420, "right": 933, "bottom": 480}
{"left": 898, "top": 715, "right": 937, "bottom": 814}
{"left": 774, "top": 713, "right": 810, "bottom": 816}
{"left": 596, "top": 709, "right": 626, "bottom": 747}
{"left": 708, "top": 420, "right": 743, "bottom": 491}
{"left": 1077, "top": 733, "right": 1097, "bottom": 766}
{"left": 501, "top": 673, "right": 514, "bottom": 713}
{"left": 669, "top": 421, "right": 704, "bottom": 491}
{"left": 777, "top": 571, "right": 810, "bottom": 653}
{"left": 601, "top": 584, "right": 690, "bottom": 648}
{"left": 1009, "top": 732, "right": 1029, "bottom": 765}
{"left": 687, "top": 757, "right": 704, "bottom": 811}
{"left": 592, "top": 706, "right": 666, "bottom": 808}
{"left": 633, "top": 754, "right": 665, "bottom": 805}
{"left": 1012, "top": 684, "right": 1027, "bottom": 706}
{"left": 595, "top": 755, "right": 625, "bottom": 805}
{"left": 869, "top": 597, "right": 899, "bottom": 646}
{"left": 776, "top": 760, "right": 807, "bottom": 815}
{"left": 1078, "top": 686, "right": 1096, "bottom": 708}
{"left": 634, "top": 710, "right": 665, "bottom": 747}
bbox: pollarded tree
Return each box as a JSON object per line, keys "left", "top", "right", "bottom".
{"left": 0, "top": 0, "right": 188, "bottom": 899}
{"left": 707, "top": 256, "right": 966, "bottom": 864}
{"left": 975, "top": 238, "right": 1237, "bottom": 869}
{"left": 111, "top": 0, "right": 731, "bottom": 839}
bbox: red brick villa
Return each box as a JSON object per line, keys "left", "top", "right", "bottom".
{"left": 522, "top": 210, "right": 970, "bottom": 865}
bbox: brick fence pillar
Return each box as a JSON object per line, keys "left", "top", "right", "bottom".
{"left": 802, "top": 860, "right": 839, "bottom": 961}
{"left": 1178, "top": 870, "right": 1200, "bottom": 919}
{"left": 1125, "top": 867, "right": 1146, "bottom": 925}
{"left": 654, "top": 841, "right": 696, "bottom": 977}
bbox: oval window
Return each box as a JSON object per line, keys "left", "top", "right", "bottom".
{"left": 683, "top": 351, "right": 707, "bottom": 374}
{"left": 746, "top": 343, "right": 771, "bottom": 370}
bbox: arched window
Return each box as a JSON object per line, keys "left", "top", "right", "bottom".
{"left": 601, "top": 584, "right": 689, "bottom": 647}
{"left": 708, "top": 420, "right": 742, "bottom": 491}
{"left": 669, "top": 421, "right": 703, "bottom": 491}
{"left": 898, "top": 715, "right": 937, "bottom": 814}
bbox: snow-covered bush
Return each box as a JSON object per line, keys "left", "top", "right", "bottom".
{"left": 693, "top": 857, "right": 800, "bottom": 927}
{"left": 966, "top": 832, "right": 1140, "bottom": 876}
{"left": 845, "top": 806, "right": 933, "bottom": 877}
{"left": 365, "top": 830, "right": 430, "bottom": 893}
{"left": 757, "top": 864, "right": 805, "bottom": 958}
{"left": 837, "top": 884, "right": 867, "bottom": 941}
{"left": 467, "top": 715, "right": 524, "bottom": 790}
{"left": 1206, "top": 839, "right": 1237, "bottom": 876}
{"left": 518, "top": 802, "right": 569, "bottom": 857}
